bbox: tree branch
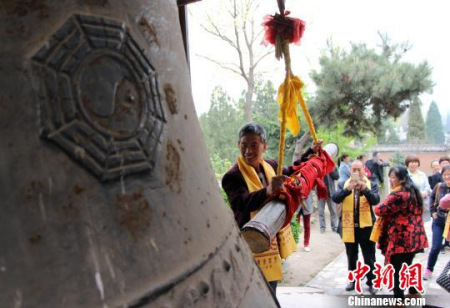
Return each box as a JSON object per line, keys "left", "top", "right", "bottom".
{"left": 232, "top": 0, "right": 247, "bottom": 79}
{"left": 197, "top": 54, "right": 248, "bottom": 81}
{"left": 253, "top": 49, "right": 273, "bottom": 69}
{"left": 201, "top": 15, "right": 239, "bottom": 51}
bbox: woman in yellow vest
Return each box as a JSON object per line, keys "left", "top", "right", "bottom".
{"left": 222, "top": 123, "right": 321, "bottom": 293}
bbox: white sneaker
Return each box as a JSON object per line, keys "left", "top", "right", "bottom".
{"left": 423, "top": 269, "right": 432, "bottom": 280}
{"left": 304, "top": 246, "right": 311, "bottom": 252}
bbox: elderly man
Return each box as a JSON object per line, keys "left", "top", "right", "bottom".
{"left": 333, "top": 160, "right": 380, "bottom": 295}
{"left": 428, "top": 156, "right": 450, "bottom": 190}
{"left": 222, "top": 123, "right": 322, "bottom": 293}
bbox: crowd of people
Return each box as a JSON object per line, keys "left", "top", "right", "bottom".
{"left": 222, "top": 122, "right": 450, "bottom": 300}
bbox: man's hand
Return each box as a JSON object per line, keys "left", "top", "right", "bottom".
{"left": 432, "top": 212, "right": 438, "bottom": 220}
{"left": 312, "top": 139, "right": 323, "bottom": 153}
{"left": 267, "top": 175, "right": 287, "bottom": 196}
{"left": 421, "top": 191, "right": 428, "bottom": 199}
{"left": 346, "top": 180, "right": 357, "bottom": 191}
{"left": 357, "top": 180, "right": 367, "bottom": 191}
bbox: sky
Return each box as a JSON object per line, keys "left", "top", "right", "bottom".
{"left": 187, "top": 0, "right": 449, "bottom": 120}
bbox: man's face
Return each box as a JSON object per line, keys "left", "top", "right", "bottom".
{"left": 350, "top": 161, "right": 365, "bottom": 179}
{"left": 431, "top": 161, "right": 441, "bottom": 174}
{"left": 238, "top": 133, "right": 267, "bottom": 169}
{"left": 374, "top": 153, "right": 381, "bottom": 162}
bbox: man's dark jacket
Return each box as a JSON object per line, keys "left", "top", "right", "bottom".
{"left": 222, "top": 149, "right": 313, "bottom": 228}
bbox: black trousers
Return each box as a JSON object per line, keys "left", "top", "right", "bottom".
{"left": 390, "top": 252, "right": 418, "bottom": 298}
{"left": 269, "top": 281, "right": 278, "bottom": 293}
{"left": 344, "top": 227, "right": 376, "bottom": 286}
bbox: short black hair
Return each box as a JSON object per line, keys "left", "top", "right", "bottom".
{"left": 357, "top": 154, "right": 366, "bottom": 160}
{"left": 439, "top": 156, "right": 450, "bottom": 164}
{"left": 372, "top": 151, "right": 379, "bottom": 157}
{"left": 238, "top": 123, "right": 267, "bottom": 143}
{"left": 405, "top": 154, "right": 420, "bottom": 167}
{"left": 339, "top": 153, "right": 349, "bottom": 162}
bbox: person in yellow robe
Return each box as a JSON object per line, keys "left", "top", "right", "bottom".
{"left": 332, "top": 160, "right": 380, "bottom": 295}
{"left": 222, "top": 123, "right": 321, "bottom": 293}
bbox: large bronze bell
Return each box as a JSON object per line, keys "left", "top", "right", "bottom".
{"left": 0, "top": 1, "right": 279, "bottom": 307}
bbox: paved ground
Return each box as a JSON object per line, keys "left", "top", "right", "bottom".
{"left": 277, "top": 219, "right": 450, "bottom": 308}
{"left": 280, "top": 213, "right": 344, "bottom": 286}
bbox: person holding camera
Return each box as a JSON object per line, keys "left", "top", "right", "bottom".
{"left": 333, "top": 160, "right": 380, "bottom": 295}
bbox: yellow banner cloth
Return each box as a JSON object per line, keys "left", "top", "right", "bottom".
{"left": 370, "top": 217, "right": 383, "bottom": 243}
{"left": 237, "top": 155, "right": 296, "bottom": 282}
{"left": 342, "top": 178, "right": 372, "bottom": 243}
{"left": 444, "top": 213, "right": 450, "bottom": 241}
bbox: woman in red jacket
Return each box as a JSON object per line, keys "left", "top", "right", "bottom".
{"left": 373, "top": 166, "right": 428, "bottom": 299}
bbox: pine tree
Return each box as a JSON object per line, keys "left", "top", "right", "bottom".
{"left": 390, "top": 152, "right": 405, "bottom": 166}
{"left": 425, "top": 101, "right": 445, "bottom": 144}
{"left": 407, "top": 97, "right": 426, "bottom": 143}
{"left": 446, "top": 112, "right": 450, "bottom": 133}
{"left": 310, "top": 34, "right": 433, "bottom": 138}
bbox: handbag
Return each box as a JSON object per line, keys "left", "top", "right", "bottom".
{"left": 436, "top": 260, "right": 450, "bottom": 293}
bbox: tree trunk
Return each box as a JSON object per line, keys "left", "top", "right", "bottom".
{"left": 244, "top": 74, "right": 254, "bottom": 122}
{"left": 292, "top": 131, "right": 311, "bottom": 162}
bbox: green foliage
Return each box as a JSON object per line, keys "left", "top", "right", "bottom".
{"left": 389, "top": 152, "right": 405, "bottom": 166}
{"left": 407, "top": 97, "right": 426, "bottom": 142}
{"left": 210, "top": 153, "right": 233, "bottom": 177}
{"left": 310, "top": 35, "right": 433, "bottom": 138}
{"left": 385, "top": 124, "right": 401, "bottom": 144}
{"left": 317, "top": 123, "right": 377, "bottom": 160}
{"left": 425, "top": 101, "right": 445, "bottom": 144}
{"left": 290, "top": 213, "right": 301, "bottom": 244}
{"left": 220, "top": 187, "right": 230, "bottom": 207}
{"left": 199, "top": 86, "right": 245, "bottom": 169}
{"left": 378, "top": 119, "right": 401, "bottom": 144}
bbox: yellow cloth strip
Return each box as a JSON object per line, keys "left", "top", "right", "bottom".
{"left": 237, "top": 155, "right": 275, "bottom": 192}
{"left": 444, "top": 213, "right": 450, "bottom": 241}
{"left": 370, "top": 185, "right": 402, "bottom": 243}
{"left": 370, "top": 217, "right": 384, "bottom": 243}
{"left": 236, "top": 155, "right": 296, "bottom": 282}
{"left": 296, "top": 77, "right": 318, "bottom": 143}
{"left": 278, "top": 224, "right": 297, "bottom": 258}
{"left": 276, "top": 75, "right": 318, "bottom": 174}
{"left": 342, "top": 178, "right": 372, "bottom": 243}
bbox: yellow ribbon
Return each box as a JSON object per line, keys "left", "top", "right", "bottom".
{"left": 276, "top": 41, "right": 317, "bottom": 175}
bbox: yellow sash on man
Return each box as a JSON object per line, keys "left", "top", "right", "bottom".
{"left": 237, "top": 155, "right": 297, "bottom": 282}
{"left": 342, "top": 178, "right": 372, "bottom": 243}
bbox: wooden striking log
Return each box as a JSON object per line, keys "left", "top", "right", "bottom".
{"left": 242, "top": 144, "right": 338, "bottom": 253}
{"left": 241, "top": 200, "right": 286, "bottom": 253}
